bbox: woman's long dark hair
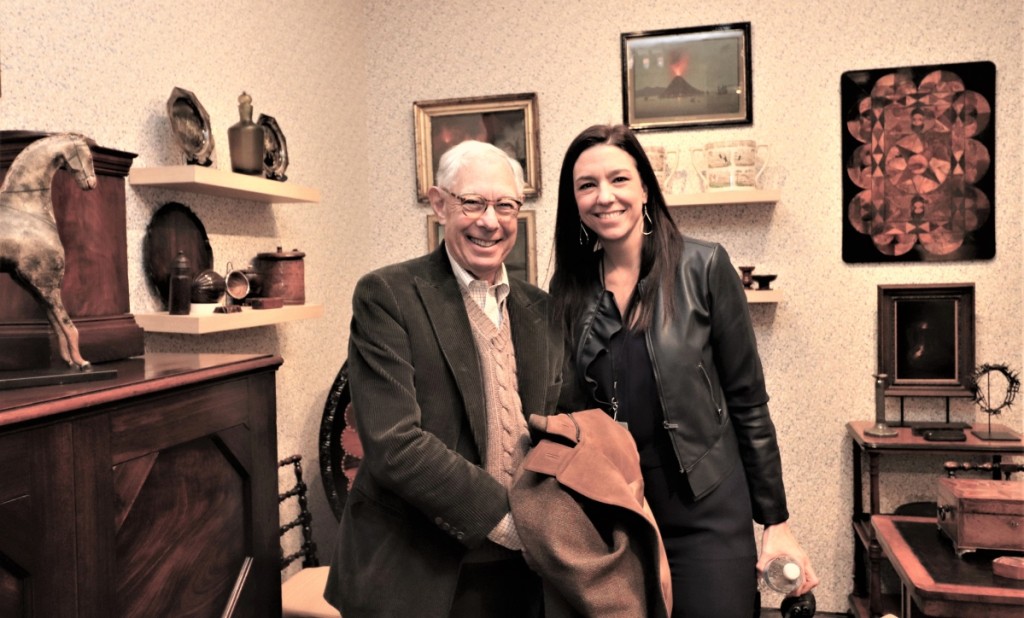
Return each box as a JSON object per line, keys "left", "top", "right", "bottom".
{"left": 550, "top": 124, "right": 682, "bottom": 335}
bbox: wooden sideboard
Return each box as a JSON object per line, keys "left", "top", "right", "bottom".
{"left": 0, "top": 353, "right": 283, "bottom": 617}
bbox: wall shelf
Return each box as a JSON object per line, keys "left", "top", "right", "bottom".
{"left": 666, "top": 189, "right": 780, "bottom": 207}
{"left": 745, "top": 289, "right": 782, "bottom": 304}
{"left": 129, "top": 165, "right": 320, "bottom": 203}
{"left": 134, "top": 304, "right": 324, "bottom": 334}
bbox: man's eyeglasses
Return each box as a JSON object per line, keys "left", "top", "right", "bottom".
{"left": 440, "top": 188, "right": 522, "bottom": 221}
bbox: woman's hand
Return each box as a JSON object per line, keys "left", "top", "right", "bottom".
{"left": 757, "top": 521, "right": 819, "bottom": 596}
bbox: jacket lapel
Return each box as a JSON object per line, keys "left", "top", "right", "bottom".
{"left": 416, "top": 247, "right": 488, "bottom": 460}
{"left": 508, "top": 279, "right": 548, "bottom": 414}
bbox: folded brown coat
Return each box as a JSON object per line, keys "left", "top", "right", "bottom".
{"left": 510, "top": 409, "right": 672, "bottom": 617}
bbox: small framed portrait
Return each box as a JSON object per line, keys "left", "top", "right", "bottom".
{"left": 621, "top": 22, "right": 752, "bottom": 131}
{"left": 877, "top": 283, "right": 975, "bottom": 397}
{"left": 427, "top": 210, "right": 537, "bottom": 285}
{"left": 413, "top": 92, "right": 541, "bottom": 201}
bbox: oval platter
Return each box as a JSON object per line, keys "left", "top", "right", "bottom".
{"left": 143, "top": 202, "right": 214, "bottom": 308}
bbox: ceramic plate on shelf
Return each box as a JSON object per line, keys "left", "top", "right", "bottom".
{"left": 257, "top": 113, "right": 288, "bottom": 181}
{"left": 143, "top": 202, "right": 214, "bottom": 307}
{"left": 166, "top": 86, "right": 215, "bottom": 166}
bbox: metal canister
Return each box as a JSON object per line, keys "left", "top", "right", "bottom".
{"left": 254, "top": 247, "right": 305, "bottom": 305}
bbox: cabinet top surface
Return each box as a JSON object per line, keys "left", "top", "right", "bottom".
{"left": 0, "top": 353, "right": 282, "bottom": 427}
{"left": 847, "top": 420, "right": 1024, "bottom": 453}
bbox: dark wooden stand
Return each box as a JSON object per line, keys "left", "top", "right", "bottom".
{"left": 0, "top": 353, "right": 283, "bottom": 617}
{"left": 0, "top": 131, "right": 144, "bottom": 371}
{"left": 847, "top": 420, "right": 1024, "bottom": 617}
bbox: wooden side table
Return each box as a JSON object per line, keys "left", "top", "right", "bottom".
{"left": 872, "top": 515, "right": 1024, "bottom": 617}
{"left": 846, "top": 421, "right": 1024, "bottom": 617}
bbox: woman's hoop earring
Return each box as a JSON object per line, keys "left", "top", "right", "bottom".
{"left": 643, "top": 204, "right": 654, "bottom": 236}
{"left": 579, "top": 222, "right": 590, "bottom": 245}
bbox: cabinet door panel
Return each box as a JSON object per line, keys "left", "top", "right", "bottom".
{"left": 115, "top": 435, "right": 248, "bottom": 618}
{"left": 0, "top": 425, "right": 76, "bottom": 618}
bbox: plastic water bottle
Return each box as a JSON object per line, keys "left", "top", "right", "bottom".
{"left": 763, "top": 555, "right": 803, "bottom": 593}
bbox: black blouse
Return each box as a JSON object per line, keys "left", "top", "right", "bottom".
{"left": 586, "top": 293, "right": 675, "bottom": 469}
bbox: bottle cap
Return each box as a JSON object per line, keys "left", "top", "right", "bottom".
{"left": 783, "top": 561, "right": 802, "bottom": 582}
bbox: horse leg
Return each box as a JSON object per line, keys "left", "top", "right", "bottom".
{"left": 39, "top": 286, "right": 90, "bottom": 370}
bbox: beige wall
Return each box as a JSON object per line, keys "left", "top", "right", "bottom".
{"left": 2, "top": 0, "right": 1021, "bottom": 612}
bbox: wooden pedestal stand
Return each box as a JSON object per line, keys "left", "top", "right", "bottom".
{"left": 0, "top": 131, "right": 144, "bottom": 371}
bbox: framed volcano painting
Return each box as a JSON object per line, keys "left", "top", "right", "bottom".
{"left": 621, "top": 22, "right": 752, "bottom": 131}
{"left": 841, "top": 61, "right": 995, "bottom": 263}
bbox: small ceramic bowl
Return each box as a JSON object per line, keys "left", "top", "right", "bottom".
{"left": 752, "top": 274, "right": 777, "bottom": 290}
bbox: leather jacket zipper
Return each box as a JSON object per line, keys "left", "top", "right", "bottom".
{"left": 645, "top": 326, "right": 686, "bottom": 473}
{"left": 697, "top": 363, "right": 724, "bottom": 420}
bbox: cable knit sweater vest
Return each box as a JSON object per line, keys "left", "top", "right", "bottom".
{"left": 462, "top": 293, "right": 530, "bottom": 492}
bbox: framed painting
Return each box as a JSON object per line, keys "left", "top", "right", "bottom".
{"left": 621, "top": 22, "right": 752, "bottom": 131}
{"left": 841, "top": 61, "right": 995, "bottom": 263}
{"left": 413, "top": 92, "right": 540, "bottom": 201}
{"left": 877, "top": 283, "right": 975, "bottom": 397}
{"left": 427, "top": 210, "right": 537, "bottom": 285}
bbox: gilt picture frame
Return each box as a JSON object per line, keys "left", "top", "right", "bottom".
{"left": 427, "top": 210, "right": 536, "bottom": 285}
{"left": 877, "top": 283, "right": 975, "bottom": 397}
{"left": 621, "top": 22, "right": 752, "bottom": 131}
{"left": 413, "top": 92, "right": 540, "bottom": 201}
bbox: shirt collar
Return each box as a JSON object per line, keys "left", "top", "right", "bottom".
{"left": 446, "top": 246, "right": 510, "bottom": 293}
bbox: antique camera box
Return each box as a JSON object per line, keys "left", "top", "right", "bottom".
{"left": 936, "top": 478, "right": 1024, "bottom": 555}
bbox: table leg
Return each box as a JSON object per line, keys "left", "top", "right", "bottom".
{"left": 869, "top": 452, "right": 881, "bottom": 616}
{"left": 901, "top": 581, "right": 912, "bottom": 618}
{"left": 869, "top": 452, "right": 881, "bottom": 515}
{"left": 870, "top": 538, "right": 884, "bottom": 616}
{"left": 852, "top": 441, "right": 866, "bottom": 597}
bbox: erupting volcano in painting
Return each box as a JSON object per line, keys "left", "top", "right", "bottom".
{"left": 622, "top": 23, "right": 751, "bottom": 130}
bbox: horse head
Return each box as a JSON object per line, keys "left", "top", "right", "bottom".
{"left": 62, "top": 134, "right": 97, "bottom": 191}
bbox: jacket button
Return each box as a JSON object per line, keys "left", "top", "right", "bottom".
{"left": 435, "top": 517, "right": 444, "bottom": 526}
{"left": 456, "top": 532, "right": 464, "bottom": 540}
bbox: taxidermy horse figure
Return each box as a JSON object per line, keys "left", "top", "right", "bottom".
{"left": 0, "top": 133, "right": 97, "bottom": 370}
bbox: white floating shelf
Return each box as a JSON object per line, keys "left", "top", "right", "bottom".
{"left": 666, "top": 189, "right": 781, "bottom": 207}
{"left": 745, "top": 289, "right": 782, "bottom": 304}
{"left": 129, "top": 166, "right": 320, "bottom": 204}
{"left": 134, "top": 304, "right": 324, "bottom": 334}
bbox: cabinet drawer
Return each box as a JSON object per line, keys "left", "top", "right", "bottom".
{"left": 109, "top": 376, "right": 251, "bottom": 464}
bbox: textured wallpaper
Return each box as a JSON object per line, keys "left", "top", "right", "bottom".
{"left": 2, "top": 0, "right": 1021, "bottom": 612}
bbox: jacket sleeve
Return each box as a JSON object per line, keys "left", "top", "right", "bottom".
{"left": 707, "top": 245, "right": 789, "bottom": 525}
{"left": 347, "top": 271, "right": 508, "bottom": 547}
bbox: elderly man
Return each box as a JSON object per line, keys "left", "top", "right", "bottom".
{"left": 324, "top": 140, "right": 564, "bottom": 617}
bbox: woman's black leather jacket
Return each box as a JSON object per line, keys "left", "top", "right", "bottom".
{"left": 561, "top": 236, "right": 788, "bottom": 525}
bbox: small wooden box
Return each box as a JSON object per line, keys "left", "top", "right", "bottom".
{"left": 936, "top": 478, "right": 1024, "bottom": 556}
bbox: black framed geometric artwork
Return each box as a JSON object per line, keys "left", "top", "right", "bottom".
{"left": 842, "top": 61, "right": 995, "bottom": 263}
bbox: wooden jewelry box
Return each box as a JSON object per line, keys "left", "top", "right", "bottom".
{"left": 936, "top": 477, "right": 1024, "bottom": 556}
